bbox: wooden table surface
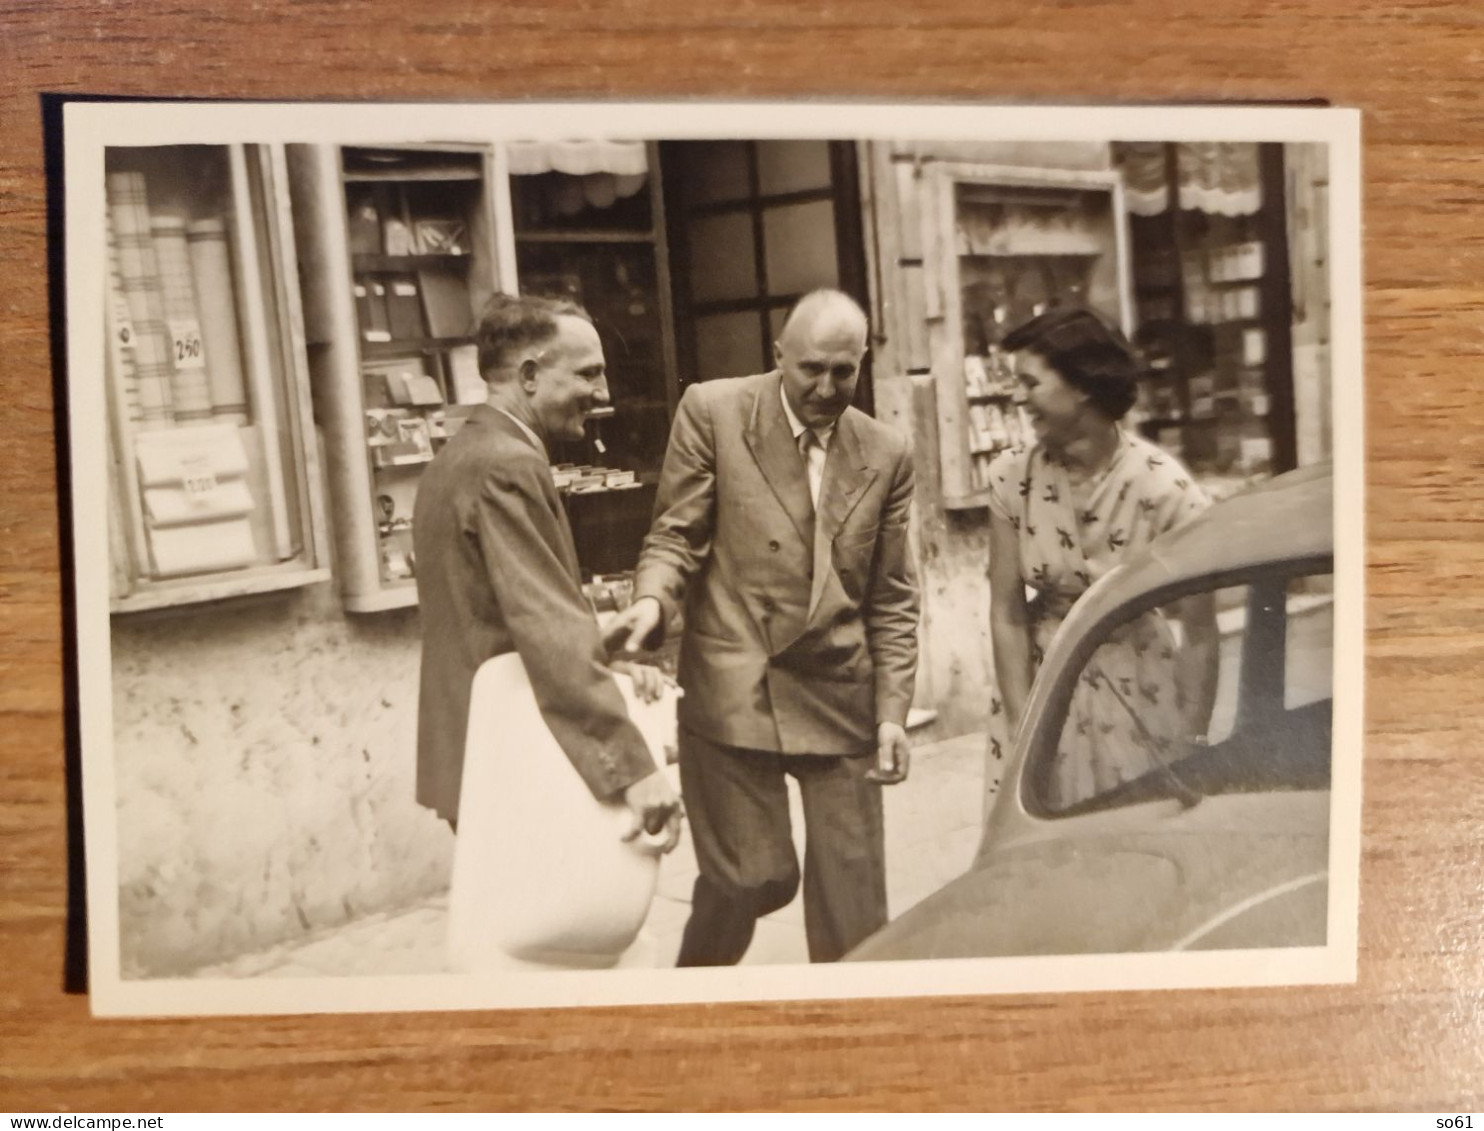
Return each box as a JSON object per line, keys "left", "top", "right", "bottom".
{"left": 3, "top": 0, "right": 1481, "bottom": 1112}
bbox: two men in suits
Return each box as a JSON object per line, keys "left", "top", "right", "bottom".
{"left": 413, "top": 293, "right": 683, "bottom": 850}
{"left": 605, "top": 289, "right": 919, "bottom": 965}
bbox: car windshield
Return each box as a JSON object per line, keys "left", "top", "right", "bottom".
{"left": 1029, "top": 565, "right": 1334, "bottom": 817}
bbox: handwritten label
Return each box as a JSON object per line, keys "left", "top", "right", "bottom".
{"left": 180, "top": 454, "right": 218, "bottom": 503}
{"left": 169, "top": 319, "right": 205, "bottom": 370}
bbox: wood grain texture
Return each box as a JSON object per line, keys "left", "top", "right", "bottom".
{"left": 3, "top": 0, "right": 1483, "bottom": 1112}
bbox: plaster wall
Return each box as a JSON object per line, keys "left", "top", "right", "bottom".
{"left": 111, "top": 583, "right": 450, "bottom": 977}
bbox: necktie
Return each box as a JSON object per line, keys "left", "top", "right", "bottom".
{"left": 799, "top": 429, "right": 825, "bottom": 509}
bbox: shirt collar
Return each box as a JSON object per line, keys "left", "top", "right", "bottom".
{"left": 492, "top": 406, "right": 547, "bottom": 458}
{"left": 778, "top": 380, "right": 835, "bottom": 448}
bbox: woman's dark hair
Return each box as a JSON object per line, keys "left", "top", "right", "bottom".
{"left": 1001, "top": 306, "right": 1142, "bottom": 421}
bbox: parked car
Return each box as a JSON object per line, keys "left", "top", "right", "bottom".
{"left": 849, "top": 464, "right": 1336, "bottom": 961}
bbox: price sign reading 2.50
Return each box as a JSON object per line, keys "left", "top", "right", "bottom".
{"left": 168, "top": 319, "right": 206, "bottom": 370}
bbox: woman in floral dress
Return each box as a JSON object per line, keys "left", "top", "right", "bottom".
{"left": 985, "top": 308, "right": 1218, "bottom": 814}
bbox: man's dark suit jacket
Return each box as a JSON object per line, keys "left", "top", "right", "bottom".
{"left": 633, "top": 372, "right": 919, "bottom": 756}
{"left": 413, "top": 404, "right": 656, "bottom": 822}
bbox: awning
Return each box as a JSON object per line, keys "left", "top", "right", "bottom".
{"left": 506, "top": 140, "right": 648, "bottom": 178}
{"left": 506, "top": 141, "right": 650, "bottom": 215}
{"left": 1116, "top": 141, "right": 1263, "bottom": 217}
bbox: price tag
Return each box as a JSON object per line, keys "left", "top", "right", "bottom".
{"left": 169, "top": 319, "right": 206, "bottom": 370}
{"left": 183, "top": 473, "right": 219, "bottom": 500}
{"left": 180, "top": 454, "right": 218, "bottom": 503}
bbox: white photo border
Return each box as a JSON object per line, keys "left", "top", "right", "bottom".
{"left": 64, "top": 100, "right": 1364, "bottom": 1018}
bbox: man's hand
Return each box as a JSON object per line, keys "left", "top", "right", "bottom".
{"left": 866, "top": 721, "right": 911, "bottom": 785}
{"left": 620, "top": 768, "right": 684, "bottom": 853}
{"left": 609, "top": 659, "right": 667, "bottom": 704}
{"left": 602, "top": 596, "right": 664, "bottom": 655}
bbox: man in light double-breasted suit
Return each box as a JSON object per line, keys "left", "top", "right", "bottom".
{"left": 605, "top": 289, "right": 919, "bottom": 964}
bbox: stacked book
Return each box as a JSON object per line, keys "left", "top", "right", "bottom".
{"left": 551, "top": 465, "right": 640, "bottom": 495}
{"left": 105, "top": 170, "right": 251, "bottom": 428}
{"left": 105, "top": 163, "right": 269, "bottom": 579}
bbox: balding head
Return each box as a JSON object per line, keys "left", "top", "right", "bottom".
{"left": 774, "top": 289, "right": 869, "bottom": 429}
{"left": 778, "top": 289, "right": 869, "bottom": 353}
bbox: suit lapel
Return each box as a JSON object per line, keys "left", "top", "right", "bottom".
{"left": 807, "top": 411, "right": 878, "bottom": 619}
{"left": 816, "top": 414, "right": 875, "bottom": 542}
{"left": 480, "top": 405, "right": 581, "bottom": 583}
{"left": 742, "top": 372, "right": 815, "bottom": 548}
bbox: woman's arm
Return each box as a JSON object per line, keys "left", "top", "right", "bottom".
{"left": 988, "top": 509, "right": 1035, "bottom": 732}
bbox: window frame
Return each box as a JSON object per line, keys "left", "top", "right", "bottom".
{"left": 106, "top": 142, "right": 331, "bottom": 615}
{"left": 921, "top": 161, "right": 1134, "bottom": 510}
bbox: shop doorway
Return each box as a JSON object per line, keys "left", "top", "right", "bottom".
{"left": 660, "top": 140, "right": 873, "bottom": 415}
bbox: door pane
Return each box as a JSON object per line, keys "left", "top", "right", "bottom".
{"left": 688, "top": 211, "right": 757, "bottom": 303}
{"left": 680, "top": 141, "right": 751, "bottom": 207}
{"left": 768, "top": 305, "right": 789, "bottom": 346}
{"left": 756, "top": 141, "right": 832, "bottom": 196}
{"left": 694, "top": 311, "right": 766, "bottom": 382}
{"left": 762, "top": 199, "right": 839, "bottom": 296}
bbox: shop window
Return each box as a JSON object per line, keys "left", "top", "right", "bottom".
{"left": 105, "top": 144, "right": 328, "bottom": 613}
{"left": 1117, "top": 142, "right": 1300, "bottom": 499}
{"left": 921, "top": 165, "right": 1130, "bottom": 508}
{"left": 287, "top": 142, "right": 506, "bottom": 613}
{"left": 507, "top": 141, "right": 678, "bottom": 488}
{"left": 289, "top": 141, "right": 683, "bottom": 612}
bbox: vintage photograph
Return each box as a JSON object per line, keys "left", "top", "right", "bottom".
{"left": 63, "top": 101, "right": 1363, "bottom": 1016}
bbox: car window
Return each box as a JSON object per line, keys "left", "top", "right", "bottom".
{"left": 1030, "top": 566, "right": 1333, "bottom": 816}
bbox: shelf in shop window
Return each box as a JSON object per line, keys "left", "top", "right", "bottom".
{"left": 514, "top": 229, "right": 658, "bottom": 244}
{"left": 360, "top": 336, "right": 476, "bottom": 359}
{"left": 352, "top": 253, "right": 473, "bottom": 272}
{"left": 372, "top": 452, "right": 437, "bottom": 469}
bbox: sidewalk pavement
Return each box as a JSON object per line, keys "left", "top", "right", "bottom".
{"left": 197, "top": 732, "right": 985, "bottom": 979}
